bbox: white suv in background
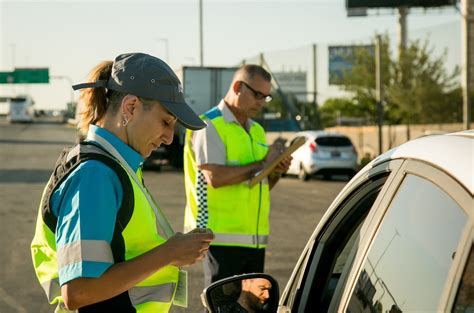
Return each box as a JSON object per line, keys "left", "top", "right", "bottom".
{"left": 286, "top": 131, "right": 359, "bottom": 181}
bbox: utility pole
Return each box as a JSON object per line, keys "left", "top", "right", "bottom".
{"left": 462, "top": 0, "right": 473, "bottom": 129}
{"left": 313, "top": 44, "right": 319, "bottom": 129}
{"left": 199, "top": 0, "right": 204, "bottom": 66}
{"left": 375, "top": 35, "right": 383, "bottom": 155}
{"left": 259, "top": 53, "right": 265, "bottom": 67}
{"left": 397, "top": 6, "right": 408, "bottom": 59}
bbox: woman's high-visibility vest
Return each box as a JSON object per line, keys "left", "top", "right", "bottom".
{"left": 184, "top": 106, "right": 270, "bottom": 248}
{"left": 31, "top": 142, "right": 179, "bottom": 312}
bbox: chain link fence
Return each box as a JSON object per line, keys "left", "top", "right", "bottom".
{"left": 238, "top": 19, "right": 460, "bottom": 132}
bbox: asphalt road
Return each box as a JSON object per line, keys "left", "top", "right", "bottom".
{"left": 0, "top": 118, "right": 348, "bottom": 313}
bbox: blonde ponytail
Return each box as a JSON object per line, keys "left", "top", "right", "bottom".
{"left": 77, "top": 61, "right": 113, "bottom": 136}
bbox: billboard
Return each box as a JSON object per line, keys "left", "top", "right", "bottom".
{"left": 328, "top": 45, "right": 374, "bottom": 85}
{"left": 273, "top": 71, "right": 308, "bottom": 102}
{"left": 346, "top": 0, "right": 455, "bottom": 8}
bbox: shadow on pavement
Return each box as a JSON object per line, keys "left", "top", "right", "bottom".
{"left": 0, "top": 139, "right": 74, "bottom": 145}
{"left": 0, "top": 169, "right": 52, "bottom": 183}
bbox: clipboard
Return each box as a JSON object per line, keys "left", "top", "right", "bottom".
{"left": 249, "top": 137, "right": 305, "bottom": 187}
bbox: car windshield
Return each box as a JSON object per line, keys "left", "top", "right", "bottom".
{"left": 315, "top": 136, "right": 352, "bottom": 147}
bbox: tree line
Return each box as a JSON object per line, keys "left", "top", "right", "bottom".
{"left": 264, "top": 34, "right": 471, "bottom": 130}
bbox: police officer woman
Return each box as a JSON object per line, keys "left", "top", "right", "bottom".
{"left": 31, "top": 53, "right": 214, "bottom": 312}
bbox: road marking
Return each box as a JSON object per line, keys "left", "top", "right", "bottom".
{"left": 0, "top": 287, "right": 27, "bottom": 313}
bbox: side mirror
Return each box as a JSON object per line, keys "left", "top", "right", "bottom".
{"left": 201, "top": 273, "right": 279, "bottom": 313}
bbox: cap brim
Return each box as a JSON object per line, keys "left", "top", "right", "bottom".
{"left": 160, "top": 100, "right": 206, "bottom": 131}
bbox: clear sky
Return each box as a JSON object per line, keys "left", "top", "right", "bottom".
{"left": 0, "top": 0, "right": 461, "bottom": 109}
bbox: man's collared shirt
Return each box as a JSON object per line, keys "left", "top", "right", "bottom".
{"left": 51, "top": 125, "right": 144, "bottom": 285}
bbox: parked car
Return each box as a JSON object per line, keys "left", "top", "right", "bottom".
{"left": 202, "top": 130, "right": 474, "bottom": 313}
{"left": 286, "top": 131, "right": 359, "bottom": 181}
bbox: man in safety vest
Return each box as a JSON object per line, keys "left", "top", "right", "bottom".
{"left": 183, "top": 65, "right": 291, "bottom": 287}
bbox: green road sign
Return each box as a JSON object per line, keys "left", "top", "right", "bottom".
{"left": 0, "top": 68, "right": 49, "bottom": 84}
{"left": 0, "top": 72, "right": 15, "bottom": 84}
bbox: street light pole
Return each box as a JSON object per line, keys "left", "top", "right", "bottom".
{"left": 375, "top": 35, "right": 384, "bottom": 155}
{"left": 156, "top": 38, "right": 169, "bottom": 64}
{"left": 461, "top": 0, "right": 473, "bottom": 130}
{"left": 199, "top": 0, "right": 204, "bottom": 66}
{"left": 10, "top": 43, "right": 16, "bottom": 69}
{"left": 397, "top": 6, "right": 408, "bottom": 60}
{"left": 9, "top": 43, "right": 16, "bottom": 94}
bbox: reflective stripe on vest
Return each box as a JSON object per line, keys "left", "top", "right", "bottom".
{"left": 129, "top": 283, "right": 176, "bottom": 304}
{"left": 55, "top": 303, "right": 77, "bottom": 313}
{"left": 41, "top": 279, "right": 78, "bottom": 313}
{"left": 57, "top": 240, "right": 113, "bottom": 268}
{"left": 41, "top": 278, "right": 61, "bottom": 304}
{"left": 213, "top": 233, "right": 269, "bottom": 246}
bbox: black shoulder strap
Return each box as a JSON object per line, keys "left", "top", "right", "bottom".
{"left": 41, "top": 141, "right": 134, "bottom": 239}
{"left": 43, "top": 142, "right": 137, "bottom": 312}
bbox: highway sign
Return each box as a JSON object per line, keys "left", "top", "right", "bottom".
{"left": 0, "top": 68, "right": 49, "bottom": 84}
{"left": 0, "top": 72, "right": 15, "bottom": 84}
{"left": 346, "top": 0, "right": 455, "bottom": 8}
{"left": 328, "top": 45, "right": 374, "bottom": 85}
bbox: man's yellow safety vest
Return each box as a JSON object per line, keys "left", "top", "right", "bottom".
{"left": 184, "top": 106, "right": 270, "bottom": 249}
{"left": 31, "top": 142, "right": 179, "bottom": 312}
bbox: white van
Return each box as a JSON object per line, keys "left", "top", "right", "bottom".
{"left": 7, "top": 96, "right": 35, "bottom": 123}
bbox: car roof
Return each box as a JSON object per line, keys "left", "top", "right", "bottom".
{"left": 372, "top": 130, "right": 474, "bottom": 194}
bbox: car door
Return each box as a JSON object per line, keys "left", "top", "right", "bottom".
{"left": 336, "top": 159, "right": 473, "bottom": 313}
{"left": 278, "top": 159, "right": 405, "bottom": 312}
{"left": 278, "top": 158, "right": 473, "bottom": 313}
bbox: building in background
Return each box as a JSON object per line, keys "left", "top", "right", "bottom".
{"left": 273, "top": 71, "right": 308, "bottom": 102}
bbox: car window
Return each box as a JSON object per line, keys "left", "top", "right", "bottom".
{"left": 346, "top": 174, "right": 467, "bottom": 313}
{"left": 316, "top": 136, "right": 352, "bottom": 147}
{"left": 290, "top": 174, "right": 388, "bottom": 312}
{"left": 452, "top": 245, "right": 474, "bottom": 313}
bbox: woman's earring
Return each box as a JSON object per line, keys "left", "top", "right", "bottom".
{"left": 122, "top": 116, "right": 129, "bottom": 127}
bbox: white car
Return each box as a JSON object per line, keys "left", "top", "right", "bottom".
{"left": 203, "top": 131, "right": 474, "bottom": 313}
{"left": 286, "top": 131, "right": 359, "bottom": 181}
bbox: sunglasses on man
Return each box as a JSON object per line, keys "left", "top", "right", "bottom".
{"left": 239, "top": 81, "right": 273, "bottom": 103}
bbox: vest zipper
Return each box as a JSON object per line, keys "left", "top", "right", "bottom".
{"left": 249, "top": 132, "right": 262, "bottom": 249}
{"left": 256, "top": 182, "right": 262, "bottom": 248}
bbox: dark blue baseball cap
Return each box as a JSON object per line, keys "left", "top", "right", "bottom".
{"left": 73, "top": 52, "right": 206, "bottom": 130}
